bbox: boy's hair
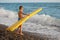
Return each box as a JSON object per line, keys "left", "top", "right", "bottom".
{"left": 19, "top": 6, "right": 23, "bottom": 9}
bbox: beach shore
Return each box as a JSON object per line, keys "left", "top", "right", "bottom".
{"left": 0, "top": 24, "right": 58, "bottom": 40}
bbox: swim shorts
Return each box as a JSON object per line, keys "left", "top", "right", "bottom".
{"left": 18, "top": 18, "right": 20, "bottom": 21}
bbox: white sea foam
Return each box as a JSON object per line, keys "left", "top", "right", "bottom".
{"left": 0, "top": 8, "right": 17, "bottom": 18}
{"left": 0, "top": 8, "right": 60, "bottom": 40}
{"left": 0, "top": 8, "right": 17, "bottom": 25}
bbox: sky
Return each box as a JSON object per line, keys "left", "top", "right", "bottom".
{"left": 0, "top": 0, "right": 60, "bottom": 3}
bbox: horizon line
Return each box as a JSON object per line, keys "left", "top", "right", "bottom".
{"left": 0, "top": 2, "right": 60, "bottom": 3}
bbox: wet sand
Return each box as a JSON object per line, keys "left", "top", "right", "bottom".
{"left": 0, "top": 24, "right": 58, "bottom": 40}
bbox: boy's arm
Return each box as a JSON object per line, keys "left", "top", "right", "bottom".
{"left": 23, "top": 13, "right": 30, "bottom": 16}
{"left": 23, "top": 13, "right": 27, "bottom": 15}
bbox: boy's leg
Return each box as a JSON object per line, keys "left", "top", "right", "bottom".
{"left": 19, "top": 25, "right": 22, "bottom": 33}
{"left": 17, "top": 26, "right": 20, "bottom": 34}
{"left": 19, "top": 25, "right": 23, "bottom": 35}
{"left": 17, "top": 25, "right": 22, "bottom": 34}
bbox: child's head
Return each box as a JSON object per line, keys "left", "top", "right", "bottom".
{"left": 19, "top": 6, "right": 23, "bottom": 11}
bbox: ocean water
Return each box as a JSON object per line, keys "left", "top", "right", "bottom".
{"left": 0, "top": 3, "right": 60, "bottom": 40}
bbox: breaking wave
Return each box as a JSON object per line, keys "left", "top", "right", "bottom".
{"left": 0, "top": 8, "right": 60, "bottom": 39}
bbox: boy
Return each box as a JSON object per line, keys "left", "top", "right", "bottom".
{"left": 17, "top": 6, "right": 29, "bottom": 35}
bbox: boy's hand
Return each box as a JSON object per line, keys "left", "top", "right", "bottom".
{"left": 22, "top": 17, "right": 24, "bottom": 18}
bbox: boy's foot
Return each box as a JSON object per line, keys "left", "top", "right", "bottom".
{"left": 16, "top": 32, "right": 20, "bottom": 34}
{"left": 16, "top": 32, "right": 24, "bottom": 35}
{"left": 20, "top": 33, "right": 24, "bottom": 35}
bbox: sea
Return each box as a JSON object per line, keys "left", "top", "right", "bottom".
{"left": 0, "top": 3, "right": 60, "bottom": 40}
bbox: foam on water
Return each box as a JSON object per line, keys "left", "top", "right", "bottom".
{"left": 0, "top": 8, "right": 60, "bottom": 40}
{"left": 0, "top": 8, "right": 17, "bottom": 25}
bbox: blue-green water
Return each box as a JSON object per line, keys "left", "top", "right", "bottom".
{"left": 0, "top": 3, "right": 60, "bottom": 18}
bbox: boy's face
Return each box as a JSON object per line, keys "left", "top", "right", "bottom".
{"left": 20, "top": 7, "right": 23, "bottom": 12}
